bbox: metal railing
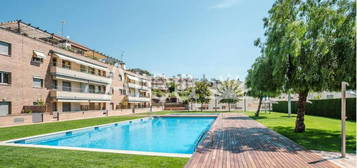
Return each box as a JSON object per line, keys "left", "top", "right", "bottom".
{"left": 53, "top": 86, "right": 108, "bottom": 95}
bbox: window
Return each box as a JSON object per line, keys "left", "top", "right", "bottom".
{"left": 52, "top": 102, "right": 57, "bottom": 112}
{"left": 62, "top": 60, "right": 71, "bottom": 69}
{"left": 0, "top": 102, "right": 11, "bottom": 116}
{"left": 62, "top": 102, "right": 71, "bottom": 112}
{"left": 62, "top": 81, "right": 71, "bottom": 91}
{"left": 88, "top": 67, "right": 95, "bottom": 75}
{"left": 80, "top": 65, "right": 87, "bottom": 73}
{"left": 98, "top": 85, "right": 102, "bottom": 93}
{"left": 0, "top": 41, "right": 11, "bottom": 56}
{"left": 33, "top": 77, "right": 43, "bottom": 88}
{"left": 0, "top": 71, "right": 11, "bottom": 84}
{"left": 89, "top": 85, "right": 95, "bottom": 93}
{"left": 52, "top": 80, "right": 57, "bottom": 89}
{"left": 99, "top": 86, "right": 106, "bottom": 93}
{"left": 31, "top": 57, "right": 43, "bottom": 63}
{"left": 52, "top": 58, "right": 57, "bottom": 66}
{"left": 80, "top": 83, "right": 86, "bottom": 92}
{"left": 118, "top": 75, "right": 122, "bottom": 81}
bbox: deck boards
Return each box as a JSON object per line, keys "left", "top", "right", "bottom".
{"left": 185, "top": 113, "right": 340, "bottom": 168}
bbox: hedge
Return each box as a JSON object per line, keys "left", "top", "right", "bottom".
{"left": 272, "top": 98, "right": 356, "bottom": 121}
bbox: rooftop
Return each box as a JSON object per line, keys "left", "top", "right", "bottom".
{"left": 0, "top": 20, "right": 123, "bottom": 66}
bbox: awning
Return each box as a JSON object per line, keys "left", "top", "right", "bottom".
{"left": 127, "top": 75, "right": 139, "bottom": 81}
{"left": 33, "top": 50, "right": 46, "bottom": 59}
{"left": 53, "top": 52, "right": 108, "bottom": 72}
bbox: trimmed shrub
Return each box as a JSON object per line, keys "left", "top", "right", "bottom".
{"left": 272, "top": 98, "right": 356, "bottom": 121}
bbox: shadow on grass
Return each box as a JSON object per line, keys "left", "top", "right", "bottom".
{"left": 271, "top": 126, "right": 356, "bottom": 153}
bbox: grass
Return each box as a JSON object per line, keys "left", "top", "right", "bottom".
{"left": 0, "top": 115, "right": 142, "bottom": 141}
{"left": 0, "top": 146, "right": 188, "bottom": 168}
{"left": 246, "top": 111, "right": 356, "bottom": 153}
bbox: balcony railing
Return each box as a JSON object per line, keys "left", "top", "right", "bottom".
{"left": 127, "top": 95, "right": 151, "bottom": 102}
{"left": 127, "top": 83, "right": 150, "bottom": 90}
{"left": 51, "top": 66, "right": 111, "bottom": 84}
{"left": 50, "top": 88, "right": 112, "bottom": 101}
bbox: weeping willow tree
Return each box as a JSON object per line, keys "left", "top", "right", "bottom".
{"left": 259, "top": 0, "right": 355, "bottom": 132}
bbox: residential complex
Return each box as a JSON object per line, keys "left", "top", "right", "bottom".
{"left": 0, "top": 20, "right": 152, "bottom": 117}
{"left": 151, "top": 73, "right": 194, "bottom": 91}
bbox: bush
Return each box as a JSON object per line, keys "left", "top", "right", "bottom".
{"left": 272, "top": 98, "right": 356, "bottom": 121}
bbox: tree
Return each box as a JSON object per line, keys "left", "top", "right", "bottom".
{"left": 152, "top": 89, "right": 165, "bottom": 97}
{"left": 246, "top": 55, "right": 281, "bottom": 117}
{"left": 194, "top": 81, "right": 211, "bottom": 112}
{"left": 217, "top": 80, "right": 243, "bottom": 112}
{"left": 260, "top": 0, "right": 355, "bottom": 132}
{"left": 166, "top": 82, "right": 177, "bottom": 93}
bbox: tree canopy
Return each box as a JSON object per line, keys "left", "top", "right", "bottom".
{"left": 246, "top": 55, "right": 281, "bottom": 116}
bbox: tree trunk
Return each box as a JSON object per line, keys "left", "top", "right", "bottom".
{"left": 228, "top": 102, "right": 231, "bottom": 112}
{"left": 255, "top": 96, "right": 263, "bottom": 117}
{"left": 201, "top": 103, "right": 203, "bottom": 112}
{"left": 295, "top": 90, "right": 309, "bottom": 132}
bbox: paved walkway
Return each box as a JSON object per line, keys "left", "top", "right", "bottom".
{"left": 185, "top": 113, "right": 340, "bottom": 168}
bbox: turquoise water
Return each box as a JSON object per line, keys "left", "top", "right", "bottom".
{"left": 14, "top": 117, "right": 216, "bottom": 154}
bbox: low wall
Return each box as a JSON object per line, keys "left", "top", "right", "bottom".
{"left": 0, "top": 114, "right": 33, "bottom": 127}
{"left": 0, "top": 106, "right": 164, "bottom": 127}
{"left": 108, "top": 106, "right": 163, "bottom": 116}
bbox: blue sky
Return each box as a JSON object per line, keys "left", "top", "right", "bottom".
{"left": 1, "top": 0, "right": 275, "bottom": 80}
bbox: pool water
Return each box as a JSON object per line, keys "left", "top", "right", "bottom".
{"left": 13, "top": 117, "right": 216, "bottom": 154}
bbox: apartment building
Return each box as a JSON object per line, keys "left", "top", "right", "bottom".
{"left": 169, "top": 74, "right": 194, "bottom": 91}
{"left": 0, "top": 20, "right": 149, "bottom": 117}
{"left": 151, "top": 74, "right": 168, "bottom": 91}
{"left": 124, "top": 70, "right": 151, "bottom": 108}
{"left": 151, "top": 74, "right": 194, "bottom": 92}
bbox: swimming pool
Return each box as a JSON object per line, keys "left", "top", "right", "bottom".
{"left": 5, "top": 117, "right": 216, "bottom": 156}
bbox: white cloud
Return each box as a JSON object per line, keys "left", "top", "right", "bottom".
{"left": 210, "top": 0, "right": 241, "bottom": 9}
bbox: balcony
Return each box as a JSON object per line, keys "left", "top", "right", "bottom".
{"left": 51, "top": 66, "right": 111, "bottom": 84}
{"left": 127, "top": 83, "right": 150, "bottom": 91}
{"left": 50, "top": 89, "right": 112, "bottom": 102}
{"left": 128, "top": 96, "right": 151, "bottom": 102}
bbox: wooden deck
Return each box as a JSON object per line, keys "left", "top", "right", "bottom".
{"left": 185, "top": 113, "right": 340, "bottom": 168}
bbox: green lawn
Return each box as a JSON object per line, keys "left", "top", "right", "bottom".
{"left": 0, "top": 146, "right": 188, "bottom": 168}
{"left": 0, "top": 116, "right": 142, "bottom": 141}
{"left": 245, "top": 111, "right": 356, "bottom": 153}
{"left": 0, "top": 114, "right": 189, "bottom": 168}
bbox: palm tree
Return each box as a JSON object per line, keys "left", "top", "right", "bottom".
{"left": 217, "top": 80, "right": 243, "bottom": 112}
